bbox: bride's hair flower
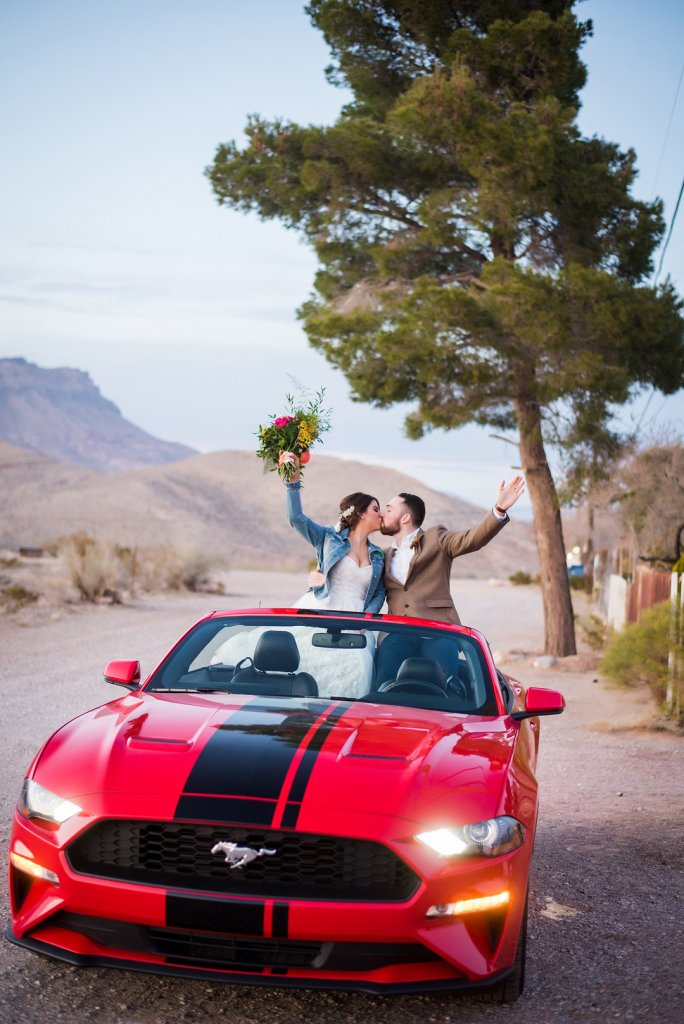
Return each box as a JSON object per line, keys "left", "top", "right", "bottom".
{"left": 334, "top": 505, "right": 355, "bottom": 533}
{"left": 256, "top": 386, "right": 332, "bottom": 482}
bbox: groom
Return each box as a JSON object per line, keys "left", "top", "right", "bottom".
{"left": 307, "top": 476, "right": 525, "bottom": 683}
{"left": 379, "top": 476, "right": 524, "bottom": 623}
{"left": 371, "top": 478, "right": 524, "bottom": 683}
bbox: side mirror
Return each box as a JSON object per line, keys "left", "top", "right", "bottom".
{"left": 104, "top": 660, "right": 141, "bottom": 690}
{"left": 511, "top": 686, "right": 565, "bottom": 721}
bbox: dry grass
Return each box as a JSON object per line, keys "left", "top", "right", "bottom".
{"left": 0, "top": 533, "right": 227, "bottom": 615}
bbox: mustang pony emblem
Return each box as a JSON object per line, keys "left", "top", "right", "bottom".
{"left": 210, "top": 841, "right": 277, "bottom": 870}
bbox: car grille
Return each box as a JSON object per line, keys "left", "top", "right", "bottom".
{"left": 66, "top": 820, "right": 420, "bottom": 902}
{"left": 51, "top": 912, "right": 441, "bottom": 973}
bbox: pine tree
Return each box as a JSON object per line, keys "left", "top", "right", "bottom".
{"left": 207, "top": 1, "right": 684, "bottom": 655}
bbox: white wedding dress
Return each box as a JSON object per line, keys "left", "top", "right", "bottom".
{"left": 211, "top": 557, "right": 375, "bottom": 698}
{"left": 293, "top": 555, "right": 372, "bottom": 612}
{"left": 289, "top": 556, "right": 375, "bottom": 696}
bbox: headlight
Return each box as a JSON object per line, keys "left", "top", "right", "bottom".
{"left": 19, "top": 779, "right": 82, "bottom": 824}
{"left": 416, "top": 816, "right": 525, "bottom": 858}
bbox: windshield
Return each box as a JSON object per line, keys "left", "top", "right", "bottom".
{"left": 146, "top": 613, "right": 498, "bottom": 716}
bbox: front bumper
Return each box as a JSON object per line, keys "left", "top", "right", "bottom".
{"left": 6, "top": 921, "right": 519, "bottom": 996}
{"left": 8, "top": 809, "right": 532, "bottom": 992}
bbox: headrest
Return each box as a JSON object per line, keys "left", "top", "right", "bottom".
{"left": 253, "top": 630, "right": 300, "bottom": 673}
{"left": 396, "top": 657, "right": 447, "bottom": 687}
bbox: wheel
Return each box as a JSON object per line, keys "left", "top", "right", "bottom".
{"left": 481, "top": 890, "right": 527, "bottom": 1004}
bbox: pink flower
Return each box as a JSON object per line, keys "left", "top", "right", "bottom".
{"left": 274, "top": 415, "right": 295, "bottom": 428}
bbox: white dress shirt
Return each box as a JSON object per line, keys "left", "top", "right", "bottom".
{"left": 389, "top": 528, "right": 421, "bottom": 585}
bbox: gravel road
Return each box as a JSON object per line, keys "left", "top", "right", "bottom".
{"left": 1, "top": 574, "right": 682, "bottom": 1023}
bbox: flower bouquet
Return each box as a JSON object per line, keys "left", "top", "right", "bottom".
{"left": 256, "top": 387, "right": 332, "bottom": 481}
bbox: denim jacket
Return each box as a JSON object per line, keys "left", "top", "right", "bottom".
{"left": 285, "top": 481, "right": 386, "bottom": 613}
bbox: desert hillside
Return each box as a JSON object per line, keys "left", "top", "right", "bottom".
{"left": 0, "top": 443, "right": 538, "bottom": 577}
{"left": 0, "top": 357, "right": 196, "bottom": 471}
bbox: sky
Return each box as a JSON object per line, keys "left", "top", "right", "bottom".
{"left": 1, "top": 0, "right": 683, "bottom": 515}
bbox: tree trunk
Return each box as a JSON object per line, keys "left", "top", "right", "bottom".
{"left": 515, "top": 395, "right": 577, "bottom": 656}
{"left": 582, "top": 502, "right": 595, "bottom": 581}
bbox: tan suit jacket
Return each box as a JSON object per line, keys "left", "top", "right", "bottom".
{"left": 383, "top": 512, "right": 508, "bottom": 624}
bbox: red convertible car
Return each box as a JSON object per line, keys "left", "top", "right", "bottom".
{"left": 8, "top": 608, "right": 564, "bottom": 1003}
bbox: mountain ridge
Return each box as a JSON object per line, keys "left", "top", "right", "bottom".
{"left": 0, "top": 357, "right": 196, "bottom": 471}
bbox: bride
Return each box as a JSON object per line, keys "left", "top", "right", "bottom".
{"left": 211, "top": 453, "right": 386, "bottom": 698}
{"left": 279, "top": 451, "right": 386, "bottom": 614}
{"left": 278, "top": 450, "right": 385, "bottom": 696}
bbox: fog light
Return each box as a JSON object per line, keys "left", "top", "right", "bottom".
{"left": 10, "top": 851, "right": 59, "bottom": 885}
{"left": 426, "top": 890, "right": 510, "bottom": 917}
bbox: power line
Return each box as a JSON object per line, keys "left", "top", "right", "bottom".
{"left": 651, "top": 60, "right": 684, "bottom": 197}
{"left": 655, "top": 172, "right": 684, "bottom": 282}
{"left": 651, "top": 57, "right": 684, "bottom": 284}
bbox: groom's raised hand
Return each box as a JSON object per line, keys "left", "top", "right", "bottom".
{"left": 495, "top": 475, "right": 525, "bottom": 512}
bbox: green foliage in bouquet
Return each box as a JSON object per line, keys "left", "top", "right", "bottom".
{"left": 256, "top": 387, "right": 332, "bottom": 481}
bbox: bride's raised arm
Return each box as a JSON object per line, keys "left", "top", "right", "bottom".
{"left": 279, "top": 451, "right": 327, "bottom": 550}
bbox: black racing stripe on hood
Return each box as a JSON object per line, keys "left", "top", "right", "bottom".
{"left": 286, "top": 703, "right": 350, "bottom": 803}
{"left": 175, "top": 796, "right": 277, "bottom": 826}
{"left": 175, "top": 698, "right": 331, "bottom": 824}
{"left": 280, "top": 803, "right": 300, "bottom": 829}
{"left": 277, "top": 703, "right": 351, "bottom": 830}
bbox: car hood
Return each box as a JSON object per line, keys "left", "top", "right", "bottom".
{"left": 34, "top": 692, "right": 519, "bottom": 831}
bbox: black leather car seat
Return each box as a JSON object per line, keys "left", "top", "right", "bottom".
{"left": 378, "top": 656, "right": 448, "bottom": 695}
{"left": 231, "top": 630, "right": 318, "bottom": 697}
{"left": 397, "top": 657, "right": 448, "bottom": 688}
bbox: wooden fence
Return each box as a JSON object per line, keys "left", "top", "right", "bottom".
{"left": 602, "top": 563, "right": 682, "bottom": 723}
{"left": 626, "top": 565, "right": 673, "bottom": 623}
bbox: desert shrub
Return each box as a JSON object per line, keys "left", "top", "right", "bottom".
{"left": 53, "top": 533, "right": 222, "bottom": 600}
{"left": 137, "top": 544, "right": 217, "bottom": 592}
{"left": 114, "top": 545, "right": 141, "bottom": 591}
{"left": 1, "top": 584, "right": 39, "bottom": 611}
{"left": 509, "top": 571, "right": 534, "bottom": 586}
{"left": 600, "top": 601, "right": 674, "bottom": 703}
{"left": 569, "top": 574, "right": 592, "bottom": 593}
{"left": 578, "top": 613, "right": 610, "bottom": 651}
{"left": 62, "top": 533, "right": 124, "bottom": 603}
{"left": 41, "top": 537, "right": 63, "bottom": 557}
{"left": 168, "top": 546, "right": 214, "bottom": 591}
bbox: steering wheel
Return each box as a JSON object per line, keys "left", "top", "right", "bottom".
{"left": 446, "top": 674, "right": 468, "bottom": 699}
{"left": 380, "top": 679, "right": 447, "bottom": 697}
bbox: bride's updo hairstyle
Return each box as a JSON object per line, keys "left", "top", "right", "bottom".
{"left": 334, "top": 492, "right": 378, "bottom": 533}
